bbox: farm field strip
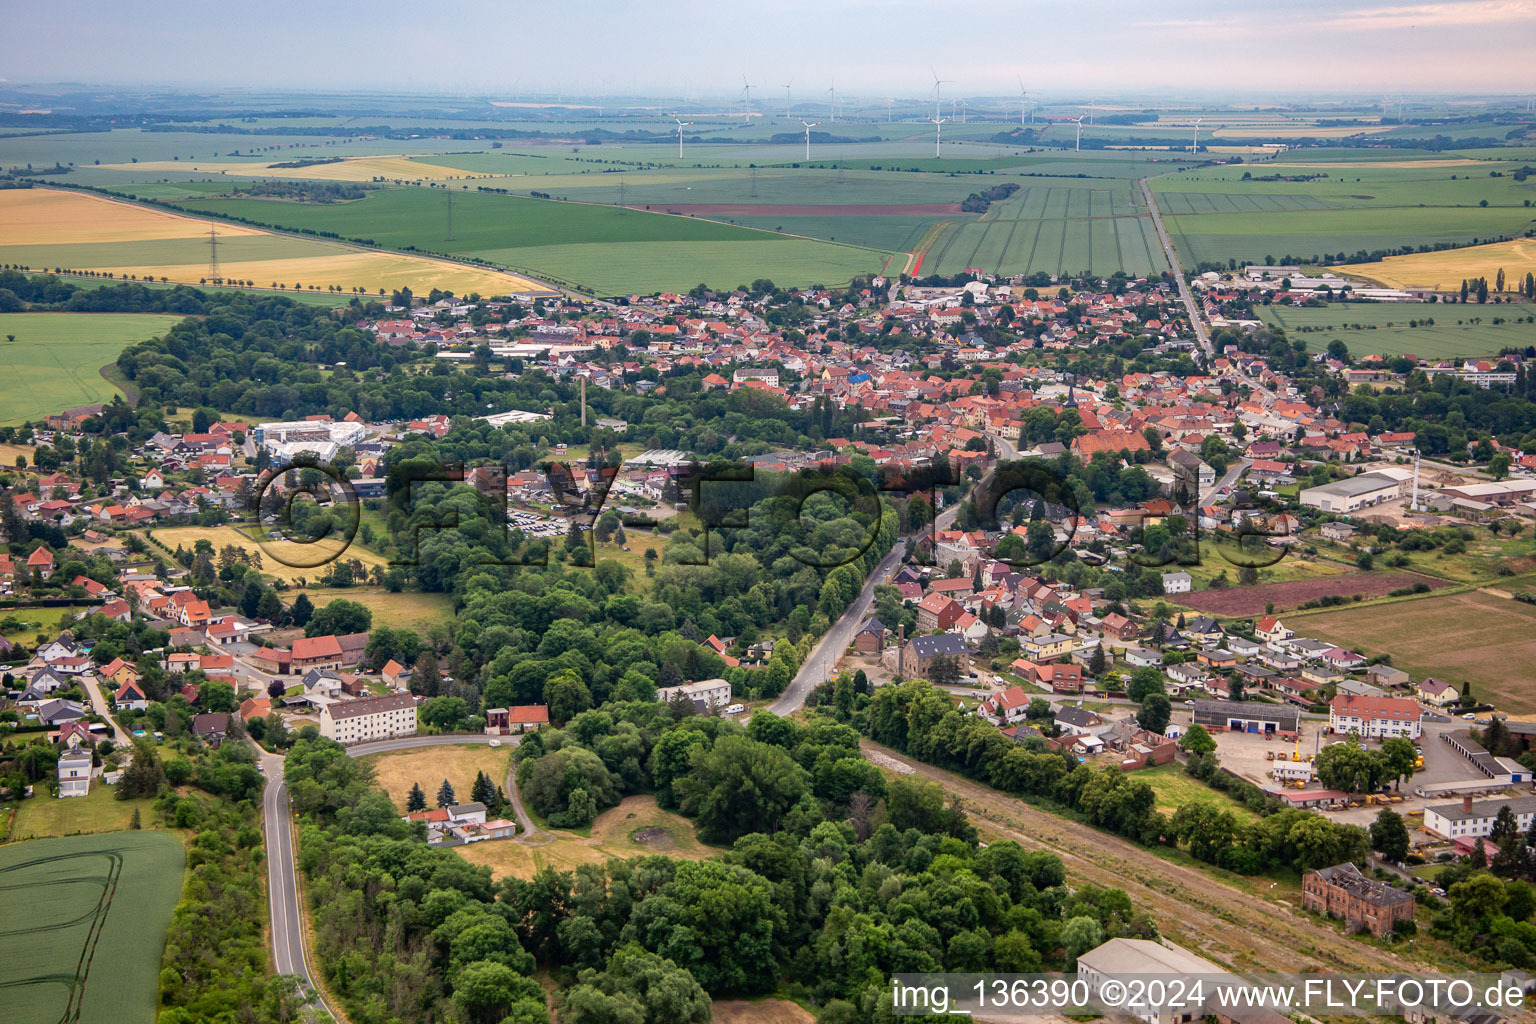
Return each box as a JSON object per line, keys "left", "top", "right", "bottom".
{"left": 0, "top": 188, "right": 552, "bottom": 296}
{"left": 1340, "top": 237, "right": 1536, "bottom": 289}
{"left": 0, "top": 832, "right": 185, "bottom": 1024}
{"left": 1257, "top": 303, "right": 1536, "bottom": 358}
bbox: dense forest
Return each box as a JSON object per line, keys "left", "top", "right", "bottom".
{"left": 286, "top": 705, "right": 1159, "bottom": 1024}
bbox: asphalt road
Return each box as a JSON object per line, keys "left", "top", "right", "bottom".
{"left": 766, "top": 451, "right": 995, "bottom": 717}
{"left": 78, "top": 673, "right": 130, "bottom": 745}
{"left": 260, "top": 731, "right": 526, "bottom": 1017}
{"left": 257, "top": 743, "right": 326, "bottom": 1011}
{"left": 1141, "top": 177, "right": 1213, "bottom": 361}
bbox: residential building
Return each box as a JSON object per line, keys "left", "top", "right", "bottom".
{"left": 319, "top": 693, "right": 419, "bottom": 744}
{"left": 899, "top": 633, "right": 969, "bottom": 680}
{"left": 485, "top": 705, "right": 550, "bottom": 735}
{"left": 1424, "top": 795, "right": 1536, "bottom": 840}
{"left": 1329, "top": 694, "right": 1422, "bottom": 739}
{"left": 1160, "top": 571, "right": 1192, "bottom": 594}
{"left": 1301, "top": 862, "right": 1415, "bottom": 938}
{"left": 1416, "top": 678, "right": 1459, "bottom": 707}
{"left": 1024, "top": 632, "right": 1074, "bottom": 660}
{"left": 1055, "top": 706, "right": 1105, "bottom": 736}
{"left": 655, "top": 678, "right": 732, "bottom": 711}
{"left": 292, "top": 634, "right": 345, "bottom": 672}
{"left": 57, "top": 749, "right": 91, "bottom": 798}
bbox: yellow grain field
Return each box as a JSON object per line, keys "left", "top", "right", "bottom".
{"left": 98, "top": 155, "right": 503, "bottom": 182}
{"left": 365, "top": 744, "right": 511, "bottom": 813}
{"left": 1340, "top": 238, "right": 1536, "bottom": 289}
{"left": 147, "top": 524, "right": 389, "bottom": 584}
{"left": 96, "top": 252, "right": 546, "bottom": 297}
{"left": 0, "top": 187, "right": 264, "bottom": 244}
{"left": 3, "top": 187, "right": 551, "bottom": 296}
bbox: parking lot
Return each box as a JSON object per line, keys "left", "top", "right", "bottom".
{"left": 1202, "top": 713, "right": 1502, "bottom": 826}
{"left": 507, "top": 509, "right": 567, "bottom": 537}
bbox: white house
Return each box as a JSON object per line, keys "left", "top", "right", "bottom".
{"left": 1328, "top": 694, "right": 1422, "bottom": 739}
{"left": 1160, "top": 571, "right": 1192, "bottom": 595}
{"left": 57, "top": 750, "right": 91, "bottom": 798}
{"left": 655, "top": 678, "right": 732, "bottom": 711}
{"left": 1425, "top": 796, "right": 1536, "bottom": 840}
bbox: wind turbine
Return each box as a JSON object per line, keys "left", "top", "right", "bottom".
{"left": 928, "top": 115, "right": 948, "bottom": 158}
{"left": 930, "top": 67, "right": 953, "bottom": 121}
{"left": 1072, "top": 114, "right": 1085, "bottom": 151}
{"left": 800, "top": 119, "right": 821, "bottom": 161}
{"left": 740, "top": 76, "right": 753, "bottom": 117}
{"left": 1191, "top": 117, "right": 1203, "bottom": 154}
{"left": 1017, "top": 76, "right": 1028, "bottom": 126}
{"left": 782, "top": 80, "right": 793, "bottom": 119}
{"left": 827, "top": 78, "right": 837, "bottom": 122}
{"left": 671, "top": 114, "right": 693, "bottom": 159}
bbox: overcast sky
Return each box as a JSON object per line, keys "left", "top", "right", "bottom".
{"left": 6, "top": 0, "right": 1534, "bottom": 99}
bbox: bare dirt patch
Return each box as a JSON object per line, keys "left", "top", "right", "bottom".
{"left": 637, "top": 203, "right": 969, "bottom": 217}
{"left": 711, "top": 999, "right": 816, "bottom": 1024}
{"left": 1175, "top": 571, "right": 1446, "bottom": 617}
{"left": 629, "top": 826, "right": 674, "bottom": 850}
{"left": 1297, "top": 589, "right": 1536, "bottom": 713}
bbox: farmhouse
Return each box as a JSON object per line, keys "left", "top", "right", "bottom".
{"left": 319, "top": 693, "right": 418, "bottom": 744}
{"left": 1301, "top": 862, "right": 1415, "bottom": 938}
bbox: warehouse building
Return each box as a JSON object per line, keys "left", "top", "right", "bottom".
{"left": 1193, "top": 699, "right": 1300, "bottom": 736}
{"left": 1298, "top": 471, "right": 1406, "bottom": 514}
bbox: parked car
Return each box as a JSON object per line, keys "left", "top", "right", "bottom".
{"left": 723, "top": 703, "right": 745, "bottom": 715}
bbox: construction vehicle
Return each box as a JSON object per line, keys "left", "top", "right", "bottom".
{"left": 1277, "top": 751, "right": 1289, "bottom": 761}
{"left": 1266, "top": 751, "right": 1275, "bottom": 761}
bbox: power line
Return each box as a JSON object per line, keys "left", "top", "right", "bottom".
{"left": 207, "top": 223, "right": 221, "bottom": 282}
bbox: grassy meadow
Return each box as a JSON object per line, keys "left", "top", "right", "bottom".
{"left": 456, "top": 795, "right": 713, "bottom": 880}
{"left": 0, "top": 312, "right": 185, "bottom": 425}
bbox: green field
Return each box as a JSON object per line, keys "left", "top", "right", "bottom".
{"left": 168, "top": 187, "right": 889, "bottom": 293}
{"left": 8, "top": 785, "right": 160, "bottom": 841}
{"left": 1258, "top": 302, "right": 1535, "bottom": 359}
{"left": 0, "top": 831, "right": 185, "bottom": 1024}
{"left": 922, "top": 182, "right": 1165, "bottom": 277}
{"left": 0, "top": 312, "right": 186, "bottom": 425}
{"left": 1152, "top": 156, "right": 1536, "bottom": 268}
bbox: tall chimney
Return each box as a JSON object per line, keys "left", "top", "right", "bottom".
{"left": 1463, "top": 794, "right": 1474, "bottom": 814}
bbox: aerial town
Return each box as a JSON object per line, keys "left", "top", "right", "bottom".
{"left": 3, "top": 11, "right": 1536, "bottom": 1024}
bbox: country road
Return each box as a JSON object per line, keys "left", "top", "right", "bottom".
{"left": 769, "top": 443, "right": 1007, "bottom": 717}
{"left": 1140, "top": 177, "right": 1213, "bottom": 361}
{"left": 259, "top": 732, "right": 526, "bottom": 1019}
